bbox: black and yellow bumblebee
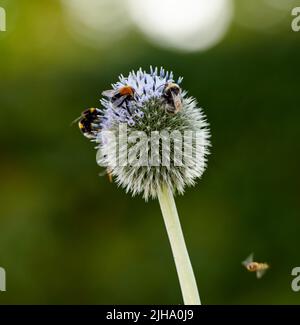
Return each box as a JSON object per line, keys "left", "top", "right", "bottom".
{"left": 162, "top": 82, "right": 183, "bottom": 114}
{"left": 76, "top": 107, "right": 113, "bottom": 181}
{"left": 77, "top": 107, "right": 102, "bottom": 139}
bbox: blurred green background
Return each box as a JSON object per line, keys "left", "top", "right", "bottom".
{"left": 0, "top": 0, "right": 300, "bottom": 304}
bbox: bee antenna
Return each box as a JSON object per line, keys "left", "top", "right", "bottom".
{"left": 70, "top": 115, "right": 81, "bottom": 126}
{"left": 156, "top": 83, "right": 166, "bottom": 91}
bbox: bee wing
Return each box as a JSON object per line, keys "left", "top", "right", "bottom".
{"left": 256, "top": 268, "right": 267, "bottom": 279}
{"left": 242, "top": 253, "right": 254, "bottom": 267}
{"left": 102, "top": 89, "right": 116, "bottom": 98}
{"left": 112, "top": 95, "right": 126, "bottom": 108}
{"left": 98, "top": 169, "right": 108, "bottom": 177}
{"left": 171, "top": 93, "right": 183, "bottom": 113}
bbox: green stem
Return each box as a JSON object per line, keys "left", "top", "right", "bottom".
{"left": 157, "top": 183, "right": 201, "bottom": 305}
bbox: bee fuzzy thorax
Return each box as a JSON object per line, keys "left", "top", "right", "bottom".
{"left": 164, "top": 82, "right": 181, "bottom": 93}
{"left": 119, "top": 85, "right": 135, "bottom": 97}
{"left": 246, "top": 262, "right": 266, "bottom": 272}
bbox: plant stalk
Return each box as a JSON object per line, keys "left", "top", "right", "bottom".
{"left": 157, "top": 183, "right": 201, "bottom": 305}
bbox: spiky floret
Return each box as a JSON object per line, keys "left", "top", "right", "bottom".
{"left": 94, "top": 67, "right": 210, "bottom": 200}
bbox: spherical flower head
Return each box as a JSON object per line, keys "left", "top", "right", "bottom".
{"left": 95, "top": 67, "right": 210, "bottom": 200}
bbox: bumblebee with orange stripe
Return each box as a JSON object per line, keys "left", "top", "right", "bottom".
{"left": 102, "top": 85, "right": 136, "bottom": 108}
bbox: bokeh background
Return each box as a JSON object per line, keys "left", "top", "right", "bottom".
{"left": 0, "top": 0, "right": 300, "bottom": 304}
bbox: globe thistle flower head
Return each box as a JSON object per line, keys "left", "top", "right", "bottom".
{"left": 90, "top": 67, "right": 210, "bottom": 200}
{"left": 99, "top": 67, "right": 182, "bottom": 129}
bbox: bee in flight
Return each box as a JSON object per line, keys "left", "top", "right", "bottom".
{"left": 162, "top": 82, "right": 183, "bottom": 114}
{"left": 242, "top": 253, "right": 270, "bottom": 279}
{"left": 77, "top": 107, "right": 102, "bottom": 139}
{"left": 102, "top": 85, "right": 136, "bottom": 108}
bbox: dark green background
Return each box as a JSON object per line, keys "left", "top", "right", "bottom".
{"left": 0, "top": 0, "right": 299, "bottom": 304}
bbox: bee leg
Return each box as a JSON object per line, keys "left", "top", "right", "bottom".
{"left": 107, "top": 168, "right": 113, "bottom": 183}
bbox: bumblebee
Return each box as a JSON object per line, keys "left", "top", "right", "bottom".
{"left": 102, "top": 85, "right": 136, "bottom": 108}
{"left": 76, "top": 108, "right": 113, "bottom": 182}
{"left": 77, "top": 107, "right": 102, "bottom": 139}
{"left": 242, "top": 253, "right": 270, "bottom": 279}
{"left": 162, "top": 82, "right": 183, "bottom": 114}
